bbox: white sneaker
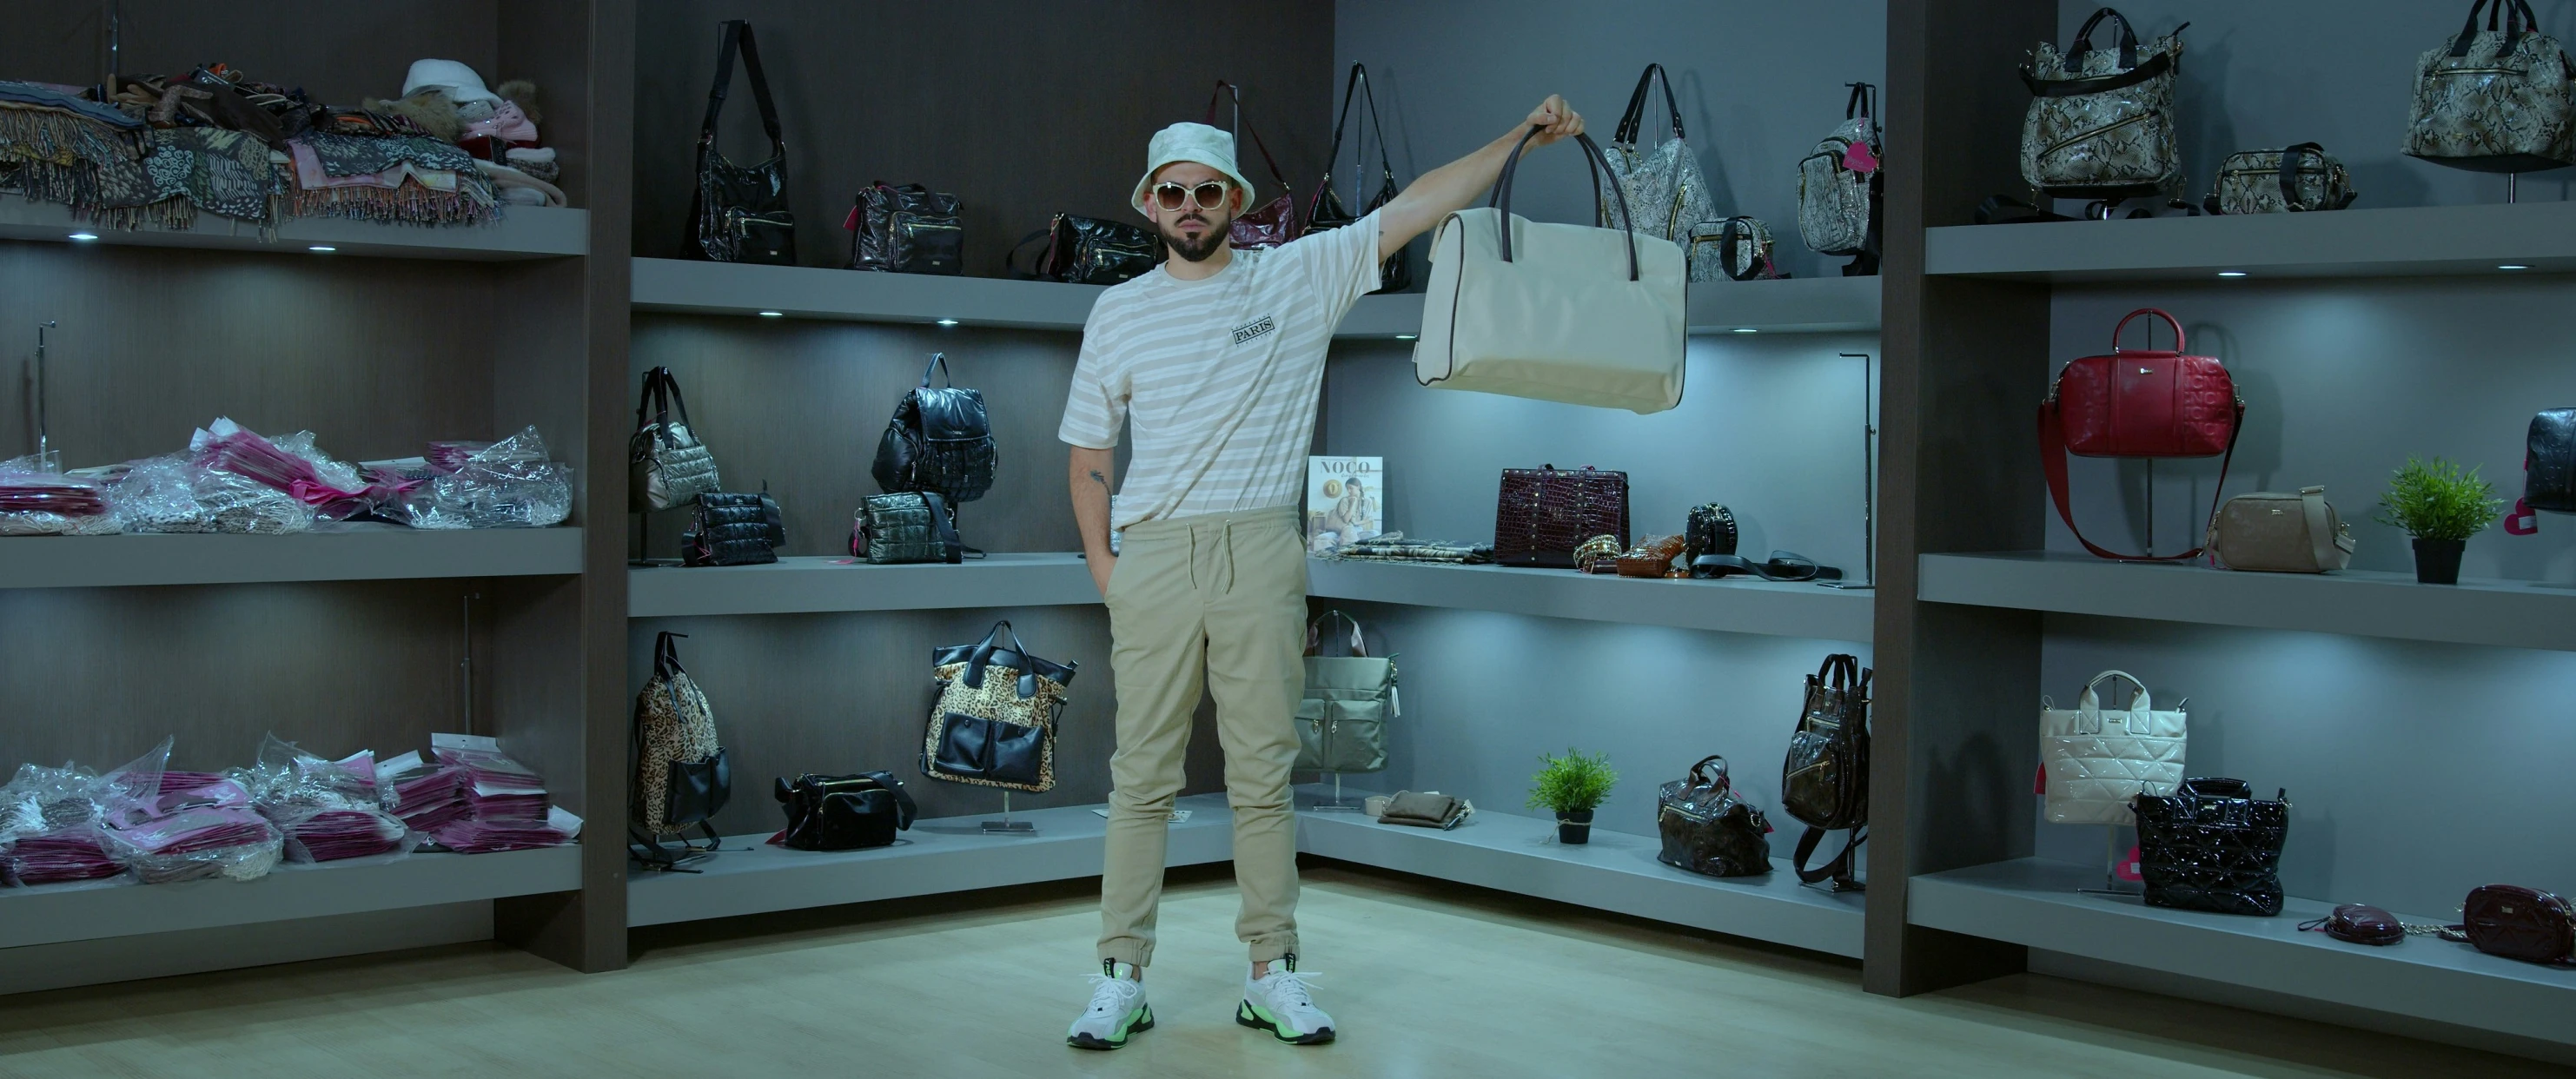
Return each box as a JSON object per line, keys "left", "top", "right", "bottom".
{"left": 1236, "top": 955, "right": 1335, "bottom": 1045}
{"left": 1067, "top": 961, "right": 1153, "bottom": 1050}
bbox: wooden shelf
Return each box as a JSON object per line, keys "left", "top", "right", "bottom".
{"left": 1917, "top": 550, "right": 2576, "bottom": 652}
{"left": 1924, "top": 201, "right": 2576, "bottom": 281}
{"left": 1910, "top": 857, "right": 2576, "bottom": 1049}
{"left": 0, "top": 845, "right": 583, "bottom": 950}
{"left": 0, "top": 201, "right": 586, "bottom": 261}
{"left": 0, "top": 526, "right": 584, "bottom": 590}
{"left": 626, "top": 794, "right": 1232, "bottom": 927}
{"left": 1298, "top": 798, "right": 1864, "bottom": 958}
{"left": 628, "top": 553, "right": 1098, "bottom": 618}
{"left": 1308, "top": 559, "right": 1872, "bottom": 641}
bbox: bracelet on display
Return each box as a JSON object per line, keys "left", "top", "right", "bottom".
{"left": 1571, "top": 533, "right": 1625, "bottom": 573}
{"left": 1689, "top": 551, "right": 1844, "bottom": 583}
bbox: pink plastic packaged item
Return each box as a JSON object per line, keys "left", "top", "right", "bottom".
{"left": 0, "top": 455, "right": 116, "bottom": 536}
{"left": 0, "top": 762, "right": 125, "bottom": 886}
{"left": 189, "top": 418, "right": 379, "bottom": 520}
{"left": 242, "top": 736, "right": 415, "bottom": 864}
{"left": 94, "top": 738, "right": 282, "bottom": 883}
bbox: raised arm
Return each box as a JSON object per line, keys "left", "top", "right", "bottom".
{"left": 1374, "top": 96, "right": 1585, "bottom": 263}
{"left": 1069, "top": 445, "right": 1118, "bottom": 596}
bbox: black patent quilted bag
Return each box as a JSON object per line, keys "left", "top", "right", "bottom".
{"left": 682, "top": 490, "right": 781, "bottom": 566}
{"left": 1656, "top": 755, "right": 1772, "bottom": 878}
{"left": 872, "top": 353, "right": 996, "bottom": 506}
{"left": 685, "top": 21, "right": 795, "bottom": 265}
{"left": 2133, "top": 778, "right": 2289, "bottom": 917}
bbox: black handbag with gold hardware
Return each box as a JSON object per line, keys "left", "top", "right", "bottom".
{"left": 770, "top": 771, "right": 917, "bottom": 851}
{"left": 1782, "top": 653, "right": 1870, "bottom": 890}
{"left": 685, "top": 20, "right": 795, "bottom": 264}
{"left": 1657, "top": 755, "right": 1772, "bottom": 878}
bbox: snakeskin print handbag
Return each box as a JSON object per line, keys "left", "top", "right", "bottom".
{"left": 2404, "top": 0, "right": 2576, "bottom": 173}
{"left": 2204, "top": 144, "right": 2358, "bottom": 214}
{"left": 1798, "top": 83, "right": 1883, "bottom": 273}
{"left": 1686, "top": 215, "right": 1783, "bottom": 281}
{"left": 922, "top": 621, "right": 1076, "bottom": 793}
{"left": 2019, "top": 8, "right": 2186, "bottom": 201}
{"left": 1599, "top": 64, "right": 1729, "bottom": 281}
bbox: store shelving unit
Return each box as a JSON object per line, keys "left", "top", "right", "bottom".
{"left": 1307, "top": 559, "right": 1872, "bottom": 641}
{"left": 626, "top": 794, "right": 1234, "bottom": 927}
{"left": 0, "top": 526, "right": 585, "bottom": 590}
{"left": 627, "top": 553, "right": 1097, "bottom": 618}
{"left": 1297, "top": 805, "right": 1866, "bottom": 958}
{"left": 0, "top": 200, "right": 589, "bottom": 261}
{"left": 1910, "top": 858, "right": 2576, "bottom": 1050}
{"left": 0, "top": 847, "right": 585, "bottom": 950}
{"left": 1924, "top": 201, "right": 2576, "bottom": 281}
{"left": 1917, "top": 552, "right": 2576, "bottom": 652}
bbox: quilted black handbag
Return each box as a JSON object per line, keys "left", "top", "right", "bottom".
{"left": 682, "top": 490, "right": 782, "bottom": 566}
{"left": 2133, "top": 778, "right": 2290, "bottom": 917}
{"left": 1306, "top": 63, "right": 1410, "bottom": 294}
{"left": 872, "top": 353, "right": 996, "bottom": 506}
{"left": 851, "top": 491, "right": 964, "bottom": 564}
{"left": 1782, "top": 653, "right": 1871, "bottom": 889}
{"left": 770, "top": 771, "right": 917, "bottom": 851}
{"left": 685, "top": 20, "right": 794, "bottom": 264}
{"left": 845, "top": 182, "right": 963, "bottom": 275}
{"left": 1009, "top": 215, "right": 1158, "bottom": 286}
{"left": 1656, "top": 755, "right": 1772, "bottom": 878}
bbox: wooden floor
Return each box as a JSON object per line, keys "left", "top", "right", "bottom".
{"left": 0, "top": 863, "right": 2564, "bottom": 1078}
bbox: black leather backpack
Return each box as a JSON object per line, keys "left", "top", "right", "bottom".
{"left": 1782, "top": 653, "right": 1871, "bottom": 890}
{"left": 872, "top": 353, "right": 996, "bottom": 508}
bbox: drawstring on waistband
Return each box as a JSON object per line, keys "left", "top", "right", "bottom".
{"left": 1220, "top": 520, "right": 1236, "bottom": 594}
{"left": 1183, "top": 519, "right": 1241, "bottom": 594}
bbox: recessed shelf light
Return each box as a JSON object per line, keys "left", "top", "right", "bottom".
{"left": 66, "top": 232, "right": 97, "bottom": 242}
{"left": 935, "top": 318, "right": 962, "bottom": 327}
{"left": 757, "top": 310, "right": 785, "bottom": 318}
{"left": 2499, "top": 263, "right": 2532, "bottom": 271}
{"left": 1394, "top": 334, "right": 1417, "bottom": 341}
{"left": 2216, "top": 270, "right": 2248, "bottom": 278}
{"left": 306, "top": 245, "right": 336, "bottom": 253}
{"left": 1731, "top": 327, "right": 1759, "bottom": 334}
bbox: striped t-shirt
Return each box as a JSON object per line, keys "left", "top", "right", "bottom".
{"left": 1059, "top": 211, "right": 1382, "bottom": 529}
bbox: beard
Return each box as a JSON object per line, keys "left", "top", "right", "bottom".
{"left": 1159, "top": 212, "right": 1232, "bottom": 262}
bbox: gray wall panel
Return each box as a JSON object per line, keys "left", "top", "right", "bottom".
{"left": 2050, "top": 0, "right": 2576, "bottom": 212}
{"left": 1321, "top": 336, "right": 1880, "bottom": 574}
{"left": 1313, "top": 600, "right": 1870, "bottom": 851}
{"left": 1336, "top": 0, "right": 1890, "bottom": 281}
{"left": 2036, "top": 615, "right": 2576, "bottom": 918}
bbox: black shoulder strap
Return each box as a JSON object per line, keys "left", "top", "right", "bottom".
{"left": 700, "top": 20, "right": 785, "bottom": 156}
{"left": 1793, "top": 824, "right": 1867, "bottom": 889}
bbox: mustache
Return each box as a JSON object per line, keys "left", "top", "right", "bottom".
{"left": 1178, "top": 214, "right": 1209, "bottom": 226}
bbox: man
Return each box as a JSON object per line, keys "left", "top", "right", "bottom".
{"left": 1058, "top": 95, "right": 1585, "bottom": 1050}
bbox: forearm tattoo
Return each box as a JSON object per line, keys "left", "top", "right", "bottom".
{"left": 1088, "top": 469, "right": 1109, "bottom": 493}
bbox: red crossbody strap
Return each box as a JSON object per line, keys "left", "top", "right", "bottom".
{"left": 2040, "top": 399, "right": 2242, "bottom": 561}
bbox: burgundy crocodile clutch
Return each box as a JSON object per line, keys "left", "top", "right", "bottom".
{"left": 1494, "top": 465, "right": 1628, "bottom": 568}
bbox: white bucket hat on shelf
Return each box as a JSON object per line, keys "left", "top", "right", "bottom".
{"left": 402, "top": 59, "right": 502, "bottom": 105}
{"left": 1129, "top": 122, "right": 1257, "bottom": 216}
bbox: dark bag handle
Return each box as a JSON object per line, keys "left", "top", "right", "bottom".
{"left": 925, "top": 491, "right": 963, "bottom": 564}
{"left": 1689, "top": 754, "right": 1732, "bottom": 791}
{"left": 860, "top": 770, "right": 919, "bottom": 830}
{"left": 1007, "top": 223, "right": 1057, "bottom": 279}
{"left": 1202, "top": 81, "right": 1291, "bottom": 190}
{"left": 1719, "top": 217, "right": 1765, "bottom": 281}
{"left": 2452, "top": 0, "right": 2540, "bottom": 57}
{"left": 2021, "top": 10, "right": 2183, "bottom": 98}
{"left": 700, "top": 20, "right": 785, "bottom": 156}
{"left": 635, "top": 367, "right": 697, "bottom": 447}
{"left": 1317, "top": 64, "right": 1403, "bottom": 207}
{"left": 1793, "top": 824, "right": 1867, "bottom": 888}
{"left": 917, "top": 352, "right": 953, "bottom": 388}
{"left": 1845, "top": 81, "right": 1877, "bottom": 124}
{"left": 1612, "top": 63, "right": 1685, "bottom": 148}
{"left": 2070, "top": 7, "right": 2141, "bottom": 70}
{"left": 962, "top": 619, "right": 1037, "bottom": 695}
{"left": 2277, "top": 142, "right": 2323, "bottom": 211}
{"left": 1489, "top": 129, "right": 1638, "bottom": 281}
{"left": 1304, "top": 609, "right": 1368, "bottom": 658}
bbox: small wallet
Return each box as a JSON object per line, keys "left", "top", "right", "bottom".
{"left": 2297, "top": 903, "right": 2405, "bottom": 946}
{"left": 1365, "top": 791, "right": 1473, "bottom": 830}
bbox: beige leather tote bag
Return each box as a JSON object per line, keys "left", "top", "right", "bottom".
{"left": 2206, "top": 486, "right": 2354, "bottom": 573}
{"left": 1414, "top": 129, "right": 1687, "bottom": 415}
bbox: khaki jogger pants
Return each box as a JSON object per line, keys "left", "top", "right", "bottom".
{"left": 1097, "top": 506, "right": 1306, "bottom": 968}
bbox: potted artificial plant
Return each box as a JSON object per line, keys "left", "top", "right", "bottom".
{"left": 2374, "top": 455, "right": 2503, "bottom": 585}
{"left": 1526, "top": 749, "right": 1618, "bottom": 844}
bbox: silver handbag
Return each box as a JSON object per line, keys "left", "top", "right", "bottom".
{"left": 2205, "top": 144, "right": 2358, "bottom": 214}
{"left": 2020, "top": 8, "right": 2186, "bottom": 201}
{"left": 1295, "top": 611, "right": 1397, "bottom": 775}
{"left": 1686, "top": 215, "right": 1778, "bottom": 282}
{"left": 628, "top": 366, "right": 720, "bottom": 512}
{"left": 1798, "top": 82, "right": 1882, "bottom": 268}
{"left": 1597, "top": 64, "right": 1728, "bottom": 282}
{"left": 2403, "top": 0, "right": 2576, "bottom": 173}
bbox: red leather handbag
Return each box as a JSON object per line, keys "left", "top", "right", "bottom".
{"left": 2040, "top": 308, "right": 2245, "bottom": 560}
{"left": 1205, "top": 81, "right": 1302, "bottom": 249}
{"left": 2445, "top": 884, "right": 2576, "bottom": 965}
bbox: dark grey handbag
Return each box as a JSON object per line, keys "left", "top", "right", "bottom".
{"left": 846, "top": 182, "right": 964, "bottom": 275}
{"left": 686, "top": 20, "right": 795, "bottom": 264}
{"left": 851, "top": 491, "right": 964, "bottom": 565}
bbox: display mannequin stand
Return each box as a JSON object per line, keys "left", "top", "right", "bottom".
{"left": 982, "top": 790, "right": 1036, "bottom": 835}
{"left": 1822, "top": 351, "right": 1876, "bottom": 590}
{"left": 2076, "top": 824, "right": 2141, "bottom": 898}
{"left": 31, "top": 321, "right": 59, "bottom": 471}
{"left": 1308, "top": 773, "right": 1366, "bottom": 812}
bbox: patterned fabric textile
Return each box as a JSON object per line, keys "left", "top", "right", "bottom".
{"left": 287, "top": 133, "right": 497, "bottom": 225}
{"left": 139, "top": 128, "right": 285, "bottom": 234}
{"left": 0, "top": 83, "right": 151, "bottom": 224}
{"left": 1321, "top": 533, "right": 1493, "bottom": 565}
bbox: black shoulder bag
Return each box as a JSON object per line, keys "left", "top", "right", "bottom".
{"left": 1306, "top": 63, "right": 1410, "bottom": 294}
{"left": 872, "top": 352, "right": 997, "bottom": 508}
{"left": 686, "top": 20, "right": 795, "bottom": 264}
{"left": 1009, "top": 214, "right": 1158, "bottom": 285}
{"left": 770, "top": 771, "right": 917, "bottom": 851}
{"left": 1781, "top": 653, "right": 1871, "bottom": 890}
{"left": 682, "top": 489, "right": 783, "bottom": 566}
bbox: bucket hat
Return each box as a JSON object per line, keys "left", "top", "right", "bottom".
{"left": 1129, "top": 122, "right": 1257, "bottom": 217}
{"left": 402, "top": 59, "right": 502, "bottom": 106}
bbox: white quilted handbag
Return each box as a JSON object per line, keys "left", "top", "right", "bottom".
{"left": 1414, "top": 130, "right": 1686, "bottom": 415}
{"left": 2039, "top": 670, "right": 2186, "bottom": 825}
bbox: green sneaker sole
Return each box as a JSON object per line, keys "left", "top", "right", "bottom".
{"left": 1235, "top": 999, "right": 1335, "bottom": 1045}
{"left": 1068, "top": 1004, "right": 1154, "bottom": 1050}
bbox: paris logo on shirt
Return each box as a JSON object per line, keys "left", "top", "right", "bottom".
{"left": 1230, "top": 314, "right": 1277, "bottom": 346}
